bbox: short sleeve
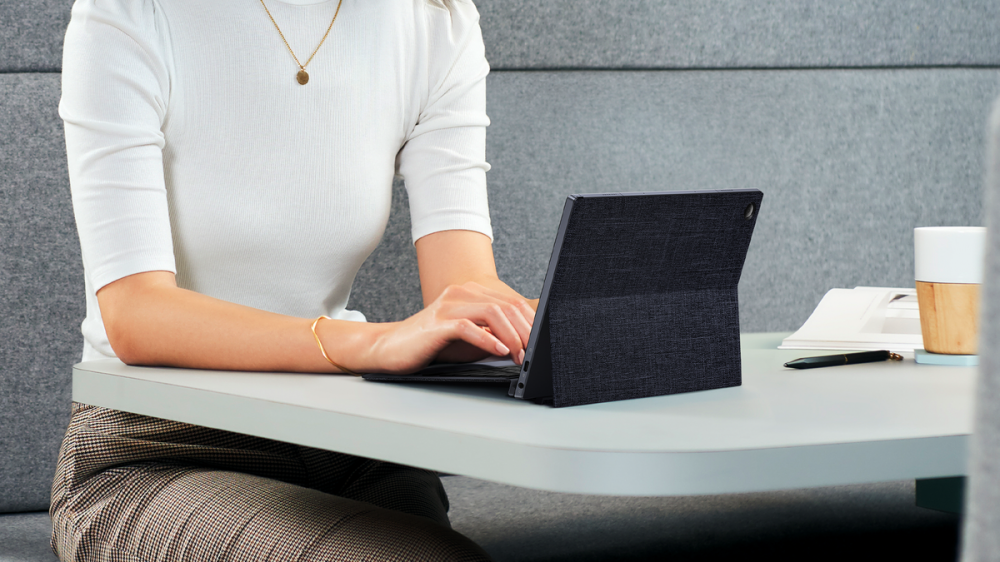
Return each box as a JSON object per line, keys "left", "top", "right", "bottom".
{"left": 61, "top": 0, "right": 176, "bottom": 292}
{"left": 397, "top": 0, "right": 493, "bottom": 243}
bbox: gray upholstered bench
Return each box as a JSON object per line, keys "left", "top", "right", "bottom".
{"left": 3, "top": 1, "right": 997, "bottom": 560}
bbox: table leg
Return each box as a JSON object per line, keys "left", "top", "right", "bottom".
{"left": 915, "top": 477, "right": 966, "bottom": 514}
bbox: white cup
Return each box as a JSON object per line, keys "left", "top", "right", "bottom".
{"left": 914, "top": 227, "right": 986, "bottom": 355}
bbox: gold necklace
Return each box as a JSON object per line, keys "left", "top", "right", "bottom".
{"left": 258, "top": 0, "right": 344, "bottom": 85}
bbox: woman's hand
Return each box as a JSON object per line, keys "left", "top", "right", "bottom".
{"left": 366, "top": 281, "right": 535, "bottom": 374}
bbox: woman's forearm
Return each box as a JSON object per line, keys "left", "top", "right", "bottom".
{"left": 98, "top": 269, "right": 523, "bottom": 373}
{"left": 98, "top": 271, "right": 384, "bottom": 373}
{"left": 415, "top": 230, "right": 535, "bottom": 310}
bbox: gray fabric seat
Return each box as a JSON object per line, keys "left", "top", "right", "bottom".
{"left": 445, "top": 478, "right": 960, "bottom": 562}
{"left": 0, "top": 513, "right": 58, "bottom": 562}
{"left": 3, "top": 1, "right": 998, "bottom": 561}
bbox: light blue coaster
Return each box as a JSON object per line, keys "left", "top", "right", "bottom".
{"left": 914, "top": 349, "right": 979, "bottom": 366}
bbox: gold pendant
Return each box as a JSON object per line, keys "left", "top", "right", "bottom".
{"left": 296, "top": 69, "right": 309, "bottom": 85}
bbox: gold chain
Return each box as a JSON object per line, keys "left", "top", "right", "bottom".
{"left": 258, "top": 0, "right": 344, "bottom": 84}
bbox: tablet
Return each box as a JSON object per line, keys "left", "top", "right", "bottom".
{"left": 365, "top": 189, "right": 763, "bottom": 407}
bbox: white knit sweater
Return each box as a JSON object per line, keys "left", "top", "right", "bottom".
{"left": 61, "top": 0, "right": 493, "bottom": 361}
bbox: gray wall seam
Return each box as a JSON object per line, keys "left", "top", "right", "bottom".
{"left": 6, "top": 66, "right": 1000, "bottom": 75}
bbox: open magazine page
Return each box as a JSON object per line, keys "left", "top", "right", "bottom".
{"left": 779, "top": 287, "right": 922, "bottom": 352}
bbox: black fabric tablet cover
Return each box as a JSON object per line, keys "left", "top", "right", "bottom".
{"left": 545, "top": 191, "right": 761, "bottom": 407}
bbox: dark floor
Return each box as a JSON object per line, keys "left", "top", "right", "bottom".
{"left": 1, "top": 479, "right": 961, "bottom": 562}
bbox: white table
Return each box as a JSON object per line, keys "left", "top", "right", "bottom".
{"left": 73, "top": 333, "right": 974, "bottom": 496}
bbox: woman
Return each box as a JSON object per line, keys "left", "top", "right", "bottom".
{"left": 52, "top": 0, "right": 533, "bottom": 559}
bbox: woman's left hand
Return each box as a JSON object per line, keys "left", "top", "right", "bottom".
{"left": 414, "top": 229, "right": 538, "bottom": 366}
{"left": 431, "top": 282, "right": 536, "bottom": 364}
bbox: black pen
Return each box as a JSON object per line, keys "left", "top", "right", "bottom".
{"left": 784, "top": 350, "right": 903, "bottom": 369}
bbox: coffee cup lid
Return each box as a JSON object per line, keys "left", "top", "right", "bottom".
{"left": 914, "top": 226, "right": 986, "bottom": 284}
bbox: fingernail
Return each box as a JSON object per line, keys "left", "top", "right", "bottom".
{"left": 496, "top": 342, "right": 510, "bottom": 356}
{"left": 518, "top": 349, "right": 525, "bottom": 364}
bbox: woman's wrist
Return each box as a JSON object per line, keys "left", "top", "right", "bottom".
{"left": 313, "top": 317, "right": 392, "bottom": 374}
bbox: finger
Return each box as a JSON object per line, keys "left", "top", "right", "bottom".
{"left": 497, "top": 301, "right": 532, "bottom": 352}
{"left": 484, "top": 303, "right": 527, "bottom": 362}
{"left": 448, "top": 282, "right": 535, "bottom": 338}
{"left": 448, "top": 318, "right": 510, "bottom": 358}
{"left": 454, "top": 299, "right": 531, "bottom": 351}
{"left": 438, "top": 284, "right": 534, "bottom": 354}
{"left": 464, "top": 283, "right": 537, "bottom": 326}
{"left": 446, "top": 303, "right": 523, "bottom": 363}
{"left": 511, "top": 297, "right": 536, "bottom": 326}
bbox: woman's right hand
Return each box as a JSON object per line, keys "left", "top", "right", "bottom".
{"left": 359, "top": 281, "right": 535, "bottom": 374}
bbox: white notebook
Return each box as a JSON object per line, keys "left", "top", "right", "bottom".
{"left": 780, "top": 287, "right": 923, "bottom": 352}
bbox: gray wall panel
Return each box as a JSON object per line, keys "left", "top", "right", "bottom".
{"left": 0, "top": 73, "right": 79, "bottom": 512}
{"left": 477, "top": 69, "right": 998, "bottom": 332}
{"left": 0, "top": 0, "right": 71, "bottom": 72}
{"left": 351, "top": 69, "right": 999, "bottom": 331}
{"left": 479, "top": 0, "right": 1000, "bottom": 68}
{"left": 4, "top": 0, "right": 1000, "bottom": 72}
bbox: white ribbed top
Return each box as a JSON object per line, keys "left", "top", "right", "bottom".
{"left": 61, "top": 0, "right": 493, "bottom": 361}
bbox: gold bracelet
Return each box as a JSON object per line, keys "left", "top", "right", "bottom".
{"left": 310, "top": 316, "right": 360, "bottom": 376}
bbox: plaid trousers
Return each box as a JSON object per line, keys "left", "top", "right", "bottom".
{"left": 50, "top": 403, "right": 492, "bottom": 562}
